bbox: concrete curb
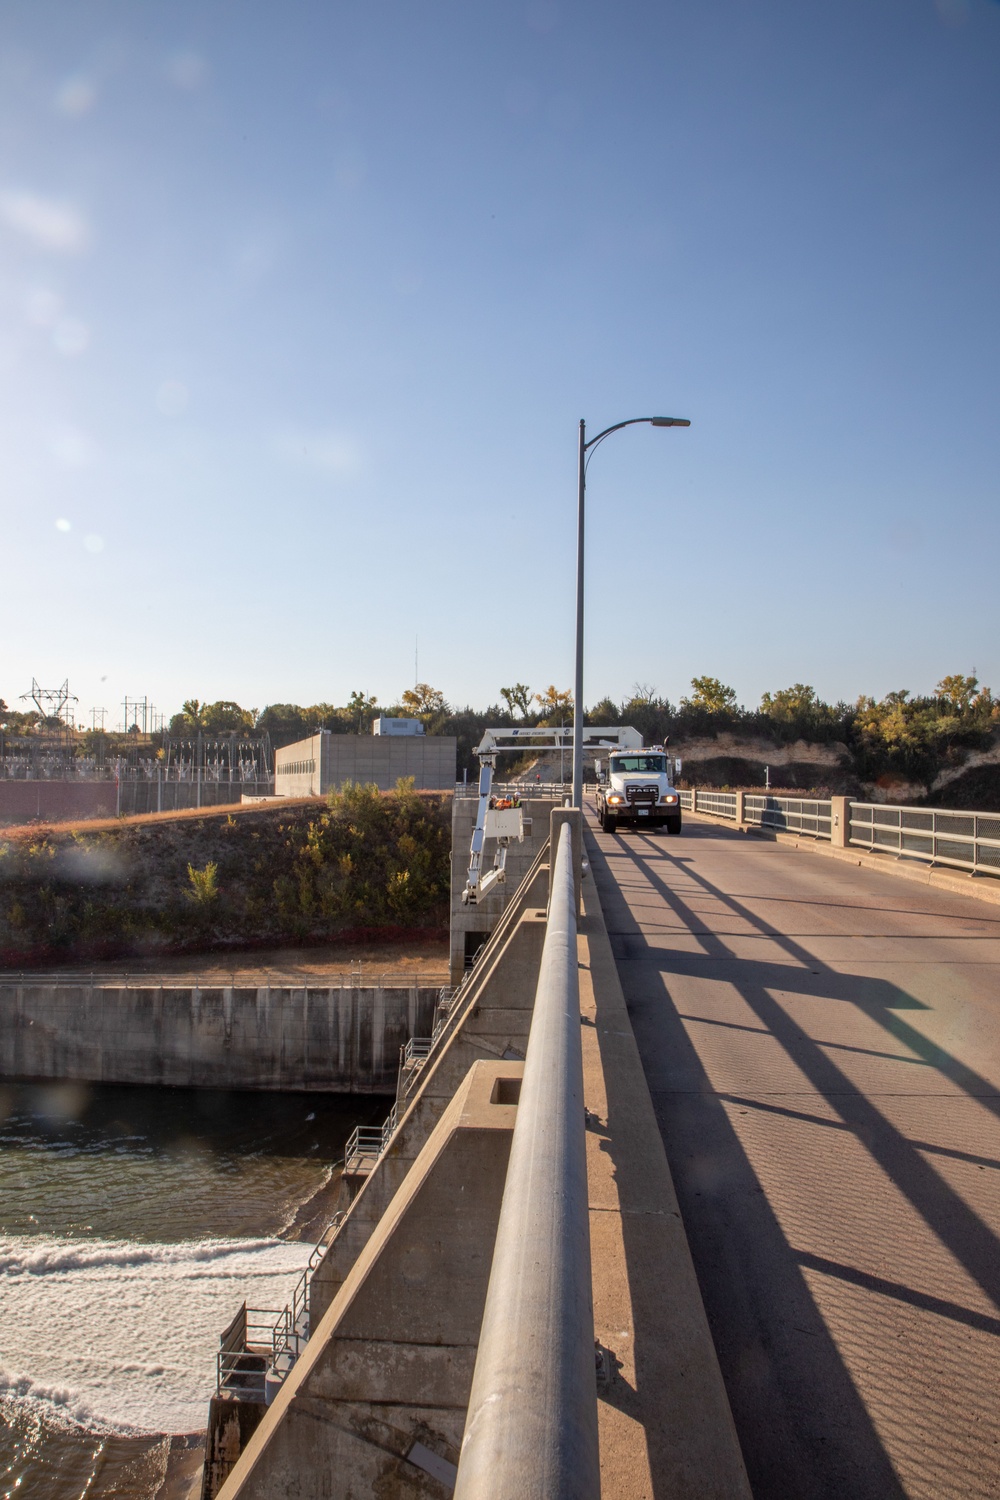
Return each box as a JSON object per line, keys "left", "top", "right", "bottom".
{"left": 687, "top": 810, "right": 1000, "bottom": 908}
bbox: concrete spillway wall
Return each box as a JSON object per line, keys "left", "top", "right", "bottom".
{"left": 0, "top": 982, "right": 439, "bottom": 1092}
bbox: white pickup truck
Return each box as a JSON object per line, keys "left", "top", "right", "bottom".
{"left": 595, "top": 747, "right": 682, "bottom": 835}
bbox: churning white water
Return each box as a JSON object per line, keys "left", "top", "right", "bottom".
{"left": 1, "top": 1234, "right": 312, "bottom": 1433}
{"left": 0, "top": 1080, "right": 381, "bottom": 1497}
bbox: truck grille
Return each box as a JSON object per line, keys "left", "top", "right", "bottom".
{"left": 626, "top": 785, "right": 659, "bottom": 805}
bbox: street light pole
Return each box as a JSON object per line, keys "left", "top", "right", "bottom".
{"left": 574, "top": 419, "right": 587, "bottom": 807}
{"left": 572, "top": 415, "right": 691, "bottom": 810}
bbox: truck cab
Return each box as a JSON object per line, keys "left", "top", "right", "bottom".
{"left": 595, "top": 747, "right": 682, "bottom": 835}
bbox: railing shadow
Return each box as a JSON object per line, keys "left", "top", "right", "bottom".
{"left": 585, "top": 816, "right": 1000, "bottom": 1497}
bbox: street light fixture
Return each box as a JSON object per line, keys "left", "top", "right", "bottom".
{"left": 572, "top": 415, "right": 691, "bottom": 809}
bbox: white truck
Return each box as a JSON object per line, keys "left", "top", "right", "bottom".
{"left": 595, "top": 746, "right": 682, "bottom": 835}
{"left": 461, "top": 724, "right": 642, "bottom": 904}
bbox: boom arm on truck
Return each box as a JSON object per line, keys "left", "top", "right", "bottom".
{"left": 461, "top": 725, "right": 641, "bottom": 904}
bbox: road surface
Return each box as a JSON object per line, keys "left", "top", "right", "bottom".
{"left": 587, "top": 808, "right": 1000, "bottom": 1500}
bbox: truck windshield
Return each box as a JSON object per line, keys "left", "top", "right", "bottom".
{"left": 610, "top": 756, "right": 666, "bottom": 773}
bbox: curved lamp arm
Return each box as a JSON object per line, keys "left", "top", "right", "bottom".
{"left": 573, "top": 414, "right": 691, "bottom": 808}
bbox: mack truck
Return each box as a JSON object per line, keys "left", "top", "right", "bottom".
{"left": 461, "top": 724, "right": 643, "bottom": 904}
{"left": 595, "top": 746, "right": 682, "bottom": 835}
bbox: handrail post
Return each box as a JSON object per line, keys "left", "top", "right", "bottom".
{"left": 455, "top": 817, "right": 599, "bottom": 1499}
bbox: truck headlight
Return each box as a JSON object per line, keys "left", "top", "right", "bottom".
{"left": 663, "top": 794, "right": 678, "bottom": 804}
{"left": 607, "top": 794, "right": 624, "bottom": 805}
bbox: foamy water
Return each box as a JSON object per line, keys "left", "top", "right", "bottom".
{"left": 1, "top": 1233, "right": 312, "bottom": 1432}
{"left": 0, "top": 1080, "right": 379, "bottom": 1497}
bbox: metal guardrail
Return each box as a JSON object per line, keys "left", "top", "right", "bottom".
{"left": 400, "top": 1036, "right": 433, "bottom": 1067}
{"left": 454, "top": 818, "right": 600, "bottom": 1498}
{"left": 0, "top": 969, "right": 447, "bottom": 990}
{"left": 217, "top": 1212, "right": 349, "bottom": 1401}
{"left": 454, "top": 780, "right": 567, "bottom": 798}
{"left": 693, "top": 790, "right": 737, "bottom": 820}
{"left": 343, "top": 1103, "right": 401, "bottom": 1174}
{"left": 744, "top": 794, "right": 832, "bottom": 838}
{"left": 680, "top": 786, "right": 1000, "bottom": 876}
{"left": 217, "top": 1307, "right": 285, "bottom": 1400}
{"left": 850, "top": 804, "right": 1000, "bottom": 874}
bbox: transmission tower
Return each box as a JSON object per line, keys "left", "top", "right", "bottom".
{"left": 21, "top": 678, "right": 77, "bottom": 726}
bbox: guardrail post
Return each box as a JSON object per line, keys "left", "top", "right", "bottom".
{"left": 692, "top": 789, "right": 698, "bottom": 814}
{"left": 551, "top": 806, "right": 583, "bottom": 914}
{"left": 734, "top": 790, "right": 745, "bottom": 825}
{"left": 830, "top": 796, "right": 850, "bottom": 848}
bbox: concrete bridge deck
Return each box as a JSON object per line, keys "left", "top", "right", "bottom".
{"left": 587, "top": 806, "right": 1000, "bottom": 1499}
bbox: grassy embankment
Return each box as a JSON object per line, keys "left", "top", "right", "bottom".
{"left": 0, "top": 781, "right": 451, "bottom": 969}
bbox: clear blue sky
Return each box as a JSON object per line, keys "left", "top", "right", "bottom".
{"left": 1, "top": 0, "right": 998, "bottom": 728}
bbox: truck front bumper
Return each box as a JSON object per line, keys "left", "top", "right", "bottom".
{"left": 604, "top": 800, "right": 681, "bottom": 824}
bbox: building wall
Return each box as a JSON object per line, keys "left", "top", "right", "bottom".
{"left": 320, "top": 734, "right": 456, "bottom": 792}
{"left": 274, "top": 733, "right": 323, "bottom": 797}
{"left": 0, "top": 781, "right": 118, "bottom": 826}
{"left": 274, "top": 734, "right": 456, "bottom": 797}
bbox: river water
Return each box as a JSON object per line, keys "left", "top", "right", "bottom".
{"left": 0, "top": 1080, "right": 382, "bottom": 1499}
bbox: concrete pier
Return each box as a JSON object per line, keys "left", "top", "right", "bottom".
{"left": 210, "top": 815, "right": 749, "bottom": 1498}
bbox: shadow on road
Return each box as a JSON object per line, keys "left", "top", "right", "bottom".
{"left": 586, "top": 816, "right": 1000, "bottom": 1499}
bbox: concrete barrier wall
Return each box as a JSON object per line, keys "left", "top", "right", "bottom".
{"left": 120, "top": 781, "right": 275, "bottom": 816}
{"left": 0, "top": 983, "right": 438, "bottom": 1092}
{"left": 0, "top": 781, "right": 118, "bottom": 826}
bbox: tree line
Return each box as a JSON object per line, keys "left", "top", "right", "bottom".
{"left": 3, "top": 673, "right": 996, "bottom": 786}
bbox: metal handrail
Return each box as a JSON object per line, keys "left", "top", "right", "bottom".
{"left": 744, "top": 794, "right": 832, "bottom": 838}
{"left": 454, "top": 819, "right": 599, "bottom": 1498}
{"left": 454, "top": 780, "right": 566, "bottom": 798}
{"left": 343, "top": 1104, "right": 401, "bottom": 1173}
{"left": 695, "top": 790, "right": 738, "bottom": 819}
{"left": 850, "top": 803, "right": 1000, "bottom": 875}
{"left": 401, "top": 1036, "right": 433, "bottom": 1065}
{"left": 0, "top": 969, "right": 447, "bottom": 990}
{"left": 216, "top": 1309, "right": 285, "bottom": 1397}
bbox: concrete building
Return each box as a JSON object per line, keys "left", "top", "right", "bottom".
{"left": 274, "top": 731, "right": 456, "bottom": 797}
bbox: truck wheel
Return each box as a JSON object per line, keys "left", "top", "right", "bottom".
{"left": 667, "top": 815, "right": 682, "bottom": 836}
{"left": 602, "top": 812, "right": 617, "bottom": 834}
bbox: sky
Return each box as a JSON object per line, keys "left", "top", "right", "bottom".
{"left": 1, "top": 0, "right": 998, "bottom": 729}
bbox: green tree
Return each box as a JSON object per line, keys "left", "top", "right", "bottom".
{"left": 181, "top": 698, "right": 207, "bottom": 729}
{"left": 347, "top": 690, "right": 379, "bottom": 732}
{"left": 588, "top": 697, "right": 621, "bottom": 725}
{"left": 500, "top": 683, "right": 532, "bottom": 719}
{"left": 936, "top": 674, "right": 979, "bottom": 714}
{"left": 761, "top": 684, "right": 816, "bottom": 719}
{"left": 533, "top": 685, "right": 573, "bottom": 725}
{"left": 683, "top": 677, "right": 738, "bottom": 714}
{"left": 202, "top": 701, "right": 256, "bottom": 732}
{"left": 401, "top": 683, "right": 448, "bottom": 720}
{"left": 186, "top": 861, "right": 219, "bottom": 903}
